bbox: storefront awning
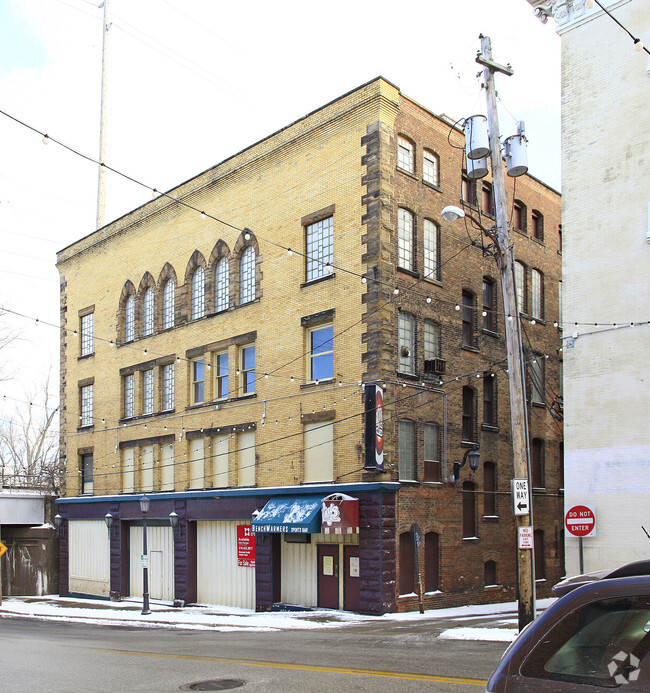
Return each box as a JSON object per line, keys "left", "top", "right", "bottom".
{"left": 251, "top": 495, "right": 323, "bottom": 534}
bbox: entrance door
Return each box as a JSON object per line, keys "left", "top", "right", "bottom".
{"left": 343, "top": 546, "right": 360, "bottom": 612}
{"left": 317, "top": 545, "right": 339, "bottom": 609}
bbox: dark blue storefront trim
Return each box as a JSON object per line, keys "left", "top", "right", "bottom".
{"left": 55, "top": 482, "right": 399, "bottom": 614}
{"left": 55, "top": 482, "right": 400, "bottom": 505}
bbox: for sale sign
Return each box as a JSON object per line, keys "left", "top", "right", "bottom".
{"left": 565, "top": 505, "right": 596, "bottom": 538}
{"left": 237, "top": 524, "right": 256, "bottom": 567}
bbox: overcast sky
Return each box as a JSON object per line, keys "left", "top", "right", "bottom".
{"left": 0, "top": 0, "right": 560, "bottom": 413}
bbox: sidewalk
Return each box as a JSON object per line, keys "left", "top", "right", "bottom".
{"left": 0, "top": 594, "right": 554, "bottom": 638}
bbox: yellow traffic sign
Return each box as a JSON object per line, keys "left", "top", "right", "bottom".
{"left": 0, "top": 541, "right": 7, "bottom": 558}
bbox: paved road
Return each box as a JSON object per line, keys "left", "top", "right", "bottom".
{"left": 0, "top": 616, "right": 507, "bottom": 692}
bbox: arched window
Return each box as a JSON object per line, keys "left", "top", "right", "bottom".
{"left": 239, "top": 246, "right": 255, "bottom": 304}
{"left": 162, "top": 279, "right": 175, "bottom": 329}
{"left": 191, "top": 266, "right": 205, "bottom": 319}
{"left": 124, "top": 294, "right": 135, "bottom": 343}
{"left": 424, "top": 532, "right": 440, "bottom": 592}
{"left": 142, "top": 287, "right": 154, "bottom": 336}
{"left": 399, "top": 531, "right": 415, "bottom": 595}
{"left": 462, "top": 481, "right": 477, "bottom": 538}
{"left": 215, "top": 257, "right": 229, "bottom": 312}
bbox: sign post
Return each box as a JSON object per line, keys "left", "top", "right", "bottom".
{"left": 565, "top": 504, "right": 596, "bottom": 574}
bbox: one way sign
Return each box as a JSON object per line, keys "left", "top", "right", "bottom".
{"left": 511, "top": 478, "right": 530, "bottom": 516}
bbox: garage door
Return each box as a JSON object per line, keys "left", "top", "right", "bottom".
{"left": 197, "top": 521, "right": 255, "bottom": 609}
{"left": 68, "top": 520, "right": 110, "bottom": 597}
{"left": 129, "top": 525, "right": 174, "bottom": 602}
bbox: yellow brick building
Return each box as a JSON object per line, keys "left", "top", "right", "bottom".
{"left": 56, "top": 77, "right": 562, "bottom": 613}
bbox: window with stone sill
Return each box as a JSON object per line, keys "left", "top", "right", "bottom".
{"left": 398, "top": 419, "right": 416, "bottom": 482}
{"left": 239, "top": 344, "right": 255, "bottom": 395}
{"left": 80, "top": 384, "right": 93, "bottom": 427}
{"left": 161, "top": 363, "right": 174, "bottom": 411}
{"left": 423, "top": 219, "right": 440, "bottom": 282}
{"left": 397, "top": 208, "right": 415, "bottom": 272}
{"left": 305, "top": 216, "right": 334, "bottom": 283}
{"left": 80, "top": 312, "right": 94, "bottom": 356}
{"left": 142, "top": 368, "right": 154, "bottom": 415}
{"left": 308, "top": 324, "right": 334, "bottom": 382}
{"left": 213, "top": 351, "right": 229, "bottom": 400}
{"left": 398, "top": 311, "right": 415, "bottom": 374}
{"left": 123, "top": 373, "right": 135, "bottom": 419}
{"left": 191, "top": 358, "right": 205, "bottom": 404}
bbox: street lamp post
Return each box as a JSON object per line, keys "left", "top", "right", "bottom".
{"left": 140, "top": 495, "right": 151, "bottom": 615}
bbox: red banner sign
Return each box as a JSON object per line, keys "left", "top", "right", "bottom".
{"left": 237, "top": 524, "right": 256, "bottom": 567}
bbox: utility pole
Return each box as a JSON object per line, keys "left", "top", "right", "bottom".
{"left": 477, "top": 35, "right": 536, "bottom": 630}
{"left": 96, "top": 0, "right": 110, "bottom": 230}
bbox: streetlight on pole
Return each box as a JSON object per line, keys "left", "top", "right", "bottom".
{"left": 139, "top": 495, "right": 151, "bottom": 615}
{"left": 441, "top": 34, "right": 536, "bottom": 632}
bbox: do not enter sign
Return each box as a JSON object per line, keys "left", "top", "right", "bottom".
{"left": 565, "top": 505, "right": 596, "bottom": 538}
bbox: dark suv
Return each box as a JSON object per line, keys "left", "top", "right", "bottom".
{"left": 487, "top": 562, "right": 650, "bottom": 692}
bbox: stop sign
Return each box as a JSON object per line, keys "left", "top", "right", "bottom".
{"left": 565, "top": 505, "right": 596, "bottom": 538}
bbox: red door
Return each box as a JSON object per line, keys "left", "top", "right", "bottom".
{"left": 317, "top": 545, "right": 339, "bottom": 609}
{"left": 343, "top": 546, "right": 360, "bottom": 612}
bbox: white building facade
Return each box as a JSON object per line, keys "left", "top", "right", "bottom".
{"left": 527, "top": 0, "right": 650, "bottom": 574}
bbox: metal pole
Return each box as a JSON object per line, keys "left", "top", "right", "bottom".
{"left": 96, "top": 0, "right": 110, "bottom": 230}
{"left": 579, "top": 537, "right": 584, "bottom": 574}
{"left": 141, "top": 511, "right": 150, "bottom": 615}
{"left": 478, "top": 35, "right": 536, "bottom": 630}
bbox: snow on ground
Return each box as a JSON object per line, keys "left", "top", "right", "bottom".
{"left": 0, "top": 595, "right": 555, "bottom": 639}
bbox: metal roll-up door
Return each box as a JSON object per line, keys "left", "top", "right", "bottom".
{"left": 196, "top": 521, "right": 255, "bottom": 609}
{"left": 68, "top": 520, "right": 110, "bottom": 597}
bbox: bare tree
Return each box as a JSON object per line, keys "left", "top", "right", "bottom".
{"left": 0, "top": 308, "right": 19, "bottom": 382}
{"left": 0, "top": 378, "right": 59, "bottom": 493}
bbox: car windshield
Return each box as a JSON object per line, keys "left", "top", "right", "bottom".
{"left": 522, "top": 595, "right": 650, "bottom": 687}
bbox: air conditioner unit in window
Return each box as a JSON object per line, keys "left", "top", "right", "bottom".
{"left": 424, "top": 357, "right": 446, "bottom": 375}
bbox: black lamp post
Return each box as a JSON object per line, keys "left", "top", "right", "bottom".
{"left": 140, "top": 495, "right": 151, "bottom": 615}
{"left": 453, "top": 445, "right": 480, "bottom": 482}
{"left": 169, "top": 511, "right": 181, "bottom": 541}
{"left": 54, "top": 513, "right": 65, "bottom": 538}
